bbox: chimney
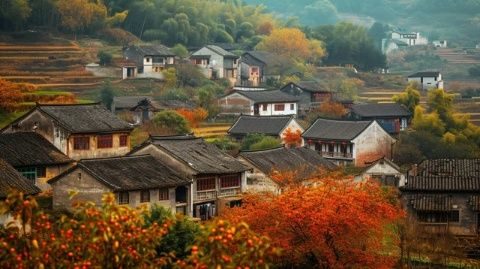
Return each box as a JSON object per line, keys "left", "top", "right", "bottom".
{"left": 410, "top": 164, "right": 418, "bottom": 177}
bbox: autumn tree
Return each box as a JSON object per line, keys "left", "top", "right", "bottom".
{"left": 176, "top": 108, "right": 208, "bottom": 128}
{"left": 282, "top": 127, "right": 302, "bottom": 147}
{"left": 222, "top": 175, "right": 403, "bottom": 268}
{"left": 0, "top": 79, "right": 35, "bottom": 112}
{"left": 392, "top": 83, "right": 421, "bottom": 113}
{"left": 56, "top": 0, "right": 107, "bottom": 38}
{"left": 318, "top": 100, "right": 347, "bottom": 118}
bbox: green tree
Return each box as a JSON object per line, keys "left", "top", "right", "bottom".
{"left": 392, "top": 83, "right": 421, "bottom": 113}
{"left": 100, "top": 82, "right": 114, "bottom": 110}
{"left": 172, "top": 44, "right": 189, "bottom": 58}
{"left": 152, "top": 110, "right": 190, "bottom": 134}
{"left": 98, "top": 51, "right": 113, "bottom": 66}
{"left": 250, "top": 136, "right": 281, "bottom": 150}
{"left": 0, "top": 0, "right": 31, "bottom": 30}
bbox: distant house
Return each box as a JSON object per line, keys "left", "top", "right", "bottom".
{"left": 239, "top": 51, "right": 287, "bottom": 86}
{"left": 48, "top": 155, "right": 191, "bottom": 213}
{"left": 382, "top": 31, "right": 428, "bottom": 54}
{"left": 303, "top": 118, "right": 396, "bottom": 166}
{"left": 129, "top": 135, "right": 249, "bottom": 220}
{"left": 112, "top": 96, "right": 160, "bottom": 124}
{"left": 237, "top": 147, "right": 336, "bottom": 193}
{"left": 1, "top": 103, "right": 134, "bottom": 160}
{"left": 432, "top": 40, "right": 447, "bottom": 48}
{"left": 280, "top": 81, "right": 334, "bottom": 113}
{"left": 0, "top": 132, "right": 74, "bottom": 190}
{"left": 190, "top": 45, "right": 239, "bottom": 86}
{"left": 400, "top": 159, "right": 480, "bottom": 236}
{"left": 348, "top": 103, "right": 412, "bottom": 135}
{"left": 217, "top": 90, "right": 299, "bottom": 116}
{"left": 0, "top": 159, "right": 41, "bottom": 199}
{"left": 228, "top": 115, "right": 304, "bottom": 145}
{"left": 122, "top": 45, "right": 176, "bottom": 79}
{"left": 354, "top": 157, "right": 405, "bottom": 187}
{"left": 407, "top": 71, "right": 444, "bottom": 90}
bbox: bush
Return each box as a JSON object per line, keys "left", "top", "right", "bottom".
{"left": 152, "top": 110, "right": 190, "bottom": 134}
{"left": 172, "top": 44, "right": 189, "bottom": 58}
{"left": 250, "top": 136, "right": 282, "bottom": 150}
{"left": 97, "top": 51, "right": 113, "bottom": 66}
{"left": 100, "top": 28, "right": 139, "bottom": 45}
{"left": 468, "top": 65, "right": 480, "bottom": 77}
{"left": 208, "top": 137, "right": 241, "bottom": 152}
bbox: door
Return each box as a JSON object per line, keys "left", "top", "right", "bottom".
{"left": 253, "top": 104, "right": 259, "bottom": 115}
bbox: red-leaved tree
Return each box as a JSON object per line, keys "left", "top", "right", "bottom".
{"left": 176, "top": 108, "right": 208, "bottom": 128}
{"left": 282, "top": 127, "right": 302, "bottom": 147}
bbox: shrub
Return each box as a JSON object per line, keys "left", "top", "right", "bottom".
{"left": 98, "top": 50, "right": 113, "bottom": 66}
{"left": 100, "top": 28, "right": 139, "bottom": 45}
{"left": 468, "top": 65, "right": 480, "bottom": 77}
{"left": 250, "top": 136, "right": 282, "bottom": 150}
{"left": 152, "top": 110, "right": 190, "bottom": 134}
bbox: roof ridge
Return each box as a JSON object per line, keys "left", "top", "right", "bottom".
{"left": 36, "top": 102, "right": 102, "bottom": 107}
{"left": 79, "top": 154, "right": 152, "bottom": 162}
{"left": 239, "top": 146, "right": 285, "bottom": 154}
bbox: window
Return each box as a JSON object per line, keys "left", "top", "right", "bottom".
{"left": 117, "top": 192, "right": 129, "bottom": 205}
{"left": 274, "top": 104, "right": 285, "bottom": 111}
{"left": 73, "top": 136, "right": 90, "bottom": 150}
{"left": 417, "top": 211, "right": 459, "bottom": 223}
{"left": 220, "top": 174, "right": 240, "bottom": 188}
{"left": 37, "top": 166, "right": 46, "bottom": 178}
{"left": 97, "top": 135, "right": 113, "bottom": 149}
{"left": 159, "top": 188, "right": 169, "bottom": 201}
{"left": 18, "top": 167, "right": 36, "bottom": 182}
{"left": 197, "top": 177, "right": 216, "bottom": 191}
{"left": 262, "top": 104, "right": 267, "bottom": 111}
{"left": 119, "top": 135, "right": 128, "bottom": 147}
{"left": 290, "top": 104, "right": 295, "bottom": 110}
{"left": 145, "top": 57, "right": 150, "bottom": 63}
{"left": 140, "top": 190, "right": 150, "bottom": 203}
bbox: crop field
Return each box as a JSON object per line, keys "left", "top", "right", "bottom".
{"left": 193, "top": 124, "right": 231, "bottom": 138}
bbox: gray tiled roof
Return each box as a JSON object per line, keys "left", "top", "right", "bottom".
{"left": 235, "top": 90, "right": 300, "bottom": 103}
{"left": 123, "top": 45, "right": 174, "bottom": 65}
{"left": 240, "top": 147, "right": 336, "bottom": 177}
{"left": 351, "top": 103, "right": 411, "bottom": 118}
{"left": 38, "top": 103, "right": 133, "bottom": 133}
{"left": 408, "top": 71, "right": 440, "bottom": 78}
{"left": 148, "top": 135, "right": 249, "bottom": 175}
{"left": 50, "top": 155, "right": 190, "bottom": 191}
{"left": 228, "top": 115, "right": 293, "bottom": 136}
{"left": 206, "top": 45, "right": 238, "bottom": 58}
{"left": 0, "top": 132, "right": 73, "bottom": 167}
{"left": 0, "top": 159, "right": 40, "bottom": 198}
{"left": 302, "top": 118, "right": 372, "bottom": 141}
{"left": 113, "top": 96, "right": 151, "bottom": 110}
{"left": 283, "top": 81, "right": 331, "bottom": 93}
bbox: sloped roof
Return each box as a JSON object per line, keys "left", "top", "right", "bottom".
{"left": 49, "top": 155, "right": 190, "bottom": 191}
{"left": 401, "top": 159, "right": 480, "bottom": 192}
{"left": 408, "top": 71, "right": 440, "bottom": 78}
{"left": 0, "top": 159, "right": 40, "bottom": 198}
{"left": 141, "top": 135, "right": 249, "bottom": 175}
{"left": 282, "top": 81, "right": 332, "bottom": 93}
{"left": 36, "top": 103, "right": 133, "bottom": 133}
{"left": 239, "top": 147, "right": 336, "bottom": 177}
{"left": 228, "top": 115, "right": 294, "bottom": 136}
{"left": 234, "top": 90, "right": 300, "bottom": 103}
{"left": 409, "top": 194, "right": 452, "bottom": 211}
{"left": 351, "top": 103, "right": 411, "bottom": 118}
{"left": 113, "top": 96, "right": 151, "bottom": 110}
{"left": 0, "top": 132, "right": 73, "bottom": 167}
{"left": 205, "top": 45, "right": 238, "bottom": 58}
{"left": 123, "top": 45, "right": 175, "bottom": 65}
{"left": 302, "top": 118, "right": 373, "bottom": 141}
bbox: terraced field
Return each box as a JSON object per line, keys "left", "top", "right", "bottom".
{"left": 434, "top": 48, "right": 480, "bottom": 64}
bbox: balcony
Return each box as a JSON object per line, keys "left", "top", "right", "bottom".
{"left": 321, "top": 151, "right": 353, "bottom": 159}
{"left": 195, "top": 187, "right": 242, "bottom": 202}
{"left": 218, "top": 187, "right": 241, "bottom": 197}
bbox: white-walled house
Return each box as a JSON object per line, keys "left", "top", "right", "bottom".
{"left": 303, "top": 118, "right": 396, "bottom": 167}
{"left": 382, "top": 31, "right": 428, "bottom": 54}
{"left": 190, "top": 45, "right": 239, "bottom": 86}
{"left": 354, "top": 157, "right": 405, "bottom": 187}
{"left": 122, "top": 45, "right": 175, "bottom": 79}
{"left": 407, "top": 71, "right": 444, "bottom": 90}
{"left": 432, "top": 40, "right": 447, "bottom": 48}
{"left": 217, "top": 90, "right": 299, "bottom": 116}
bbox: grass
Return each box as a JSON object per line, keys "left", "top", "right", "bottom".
{"left": 0, "top": 111, "right": 27, "bottom": 129}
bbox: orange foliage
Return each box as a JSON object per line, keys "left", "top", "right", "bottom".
{"left": 256, "top": 20, "right": 274, "bottom": 35}
{"left": 176, "top": 108, "right": 208, "bottom": 128}
{"left": 222, "top": 175, "right": 404, "bottom": 268}
{"left": 256, "top": 28, "right": 311, "bottom": 60}
{"left": 318, "top": 101, "right": 347, "bottom": 117}
{"left": 282, "top": 127, "right": 302, "bottom": 147}
{"left": 0, "top": 79, "right": 35, "bottom": 111}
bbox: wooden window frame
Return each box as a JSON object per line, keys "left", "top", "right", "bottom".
{"left": 197, "top": 177, "right": 216, "bottom": 191}
{"left": 262, "top": 104, "right": 268, "bottom": 111}
{"left": 290, "top": 103, "right": 295, "bottom": 110}
{"left": 117, "top": 192, "right": 129, "bottom": 205}
{"left": 97, "top": 135, "right": 113, "bottom": 149}
{"left": 73, "top": 136, "right": 90, "bottom": 150}
{"left": 140, "top": 190, "right": 150, "bottom": 203}
{"left": 220, "top": 174, "right": 240, "bottom": 189}
{"left": 119, "top": 134, "right": 128, "bottom": 147}
{"left": 159, "top": 188, "right": 169, "bottom": 201}
{"left": 274, "top": 104, "right": 285, "bottom": 111}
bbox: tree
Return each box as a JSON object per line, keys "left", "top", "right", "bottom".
{"left": 171, "top": 44, "right": 189, "bottom": 58}
{"left": 256, "top": 28, "right": 318, "bottom": 62}
{"left": 282, "top": 128, "right": 302, "bottom": 147}
{"left": 56, "top": 0, "right": 107, "bottom": 37}
{"left": 152, "top": 110, "right": 190, "bottom": 135}
{"left": 318, "top": 100, "right": 347, "bottom": 118}
{"left": 176, "top": 108, "right": 208, "bottom": 128}
{"left": 100, "top": 82, "right": 114, "bottom": 110}
{"left": 0, "top": 0, "right": 31, "bottom": 30}
{"left": 392, "top": 83, "right": 421, "bottom": 113}
{"left": 98, "top": 51, "right": 113, "bottom": 66}
{"left": 0, "top": 79, "right": 35, "bottom": 112}
{"left": 412, "top": 106, "right": 445, "bottom": 136}
{"left": 222, "top": 175, "right": 403, "bottom": 268}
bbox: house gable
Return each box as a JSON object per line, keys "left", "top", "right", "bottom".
{"left": 352, "top": 121, "right": 396, "bottom": 166}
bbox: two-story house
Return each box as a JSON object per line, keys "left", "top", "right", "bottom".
{"left": 190, "top": 45, "right": 239, "bottom": 86}
{"left": 280, "top": 81, "right": 335, "bottom": 114}
{"left": 239, "top": 51, "right": 287, "bottom": 86}
{"left": 1, "top": 103, "right": 134, "bottom": 160}
{"left": 407, "top": 71, "right": 444, "bottom": 90}
{"left": 348, "top": 103, "right": 412, "bottom": 135}
{"left": 354, "top": 157, "right": 405, "bottom": 187}
{"left": 302, "top": 118, "right": 396, "bottom": 166}
{"left": 401, "top": 159, "right": 480, "bottom": 237}
{"left": 122, "top": 45, "right": 176, "bottom": 79}
{"left": 228, "top": 115, "right": 304, "bottom": 145}
{"left": 48, "top": 155, "right": 191, "bottom": 213}
{"left": 0, "top": 132, "right": 74, "bottom": 190}
{"left": 217, "top": 90, "right": 299, "bottom": 116}
{"left": 129, "top": 135, "right": 249, "bottom": 220}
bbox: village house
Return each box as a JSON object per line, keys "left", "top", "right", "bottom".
{"left": 239, "top": 51, "right": 287, "bottom": 87}
{"left": 237, "top": 147, "right": 336, "bottom": 194}
{"left": 382, "top": 31, "right": 428, "bottom": 54}
{"left": 190, "top": 45, "right": 239, "bottom": 86}
{"left": 129, "top": 135, "right": 249, "bottom": 220}
{"left": 400, "top": 159, "right": 480, "bottom": 237}
{"left": 348, "top": 103, "right": 412, "bottom": 135}
{"left": 354, "top": 157, "right": 405, "bottom": 187}
{"left": 407, "top": 71, "right": 444, "bottom": 90}
{"left": 1, "top": 103, "right": 134, "bottom": 160}
{"left": 0, "top": 132, "right": 74, "bottom": 190}
{"left": 303, "top": 118, "right": 396, "bottom": 166}
{"left": 432, "top": 40, "right": 448, "bottom": 48}
{"left": 228, "top": 115, "right": 304, "bottom": 145}
{"left": 48, "top": 155, "right": 191, "bottom": 213}
{"left": 217, "top": 90, "right": 299, "bottom": 116}
{"left": 122, "top": 45, "right": 176, "bottom": 79}
{"left": 280, "top": 81, "right": 335, "bottom": 114}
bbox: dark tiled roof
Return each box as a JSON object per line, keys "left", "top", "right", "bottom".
{"left": 146, "top": 136, "right": 249, "bottom": 175}
{"left": 123, "top": 45, "right": 174, "bottom": 65}
{"left": 402, "top": 159, "right": 480, "bottom": 192}
{"left": 0, "top": 132, "right": 73, "bottom": 167}
{"left": 410, "top": 194, "right": 451, "bottom": 211}
{"left": 351, "top": 103, "right": 411, "bottom": 118}
{"left": 50, "top": 155, "right": 189, "bottom": 191}
{"left": 0, "top": 159, "right": 40, "bottom": 198}
{"left": 302, "top": 118, "right": 373, "bottom": 141}
{"left": 113, "top": 96, "right": 151, "bottom": 109}
{"left": 205, "top": 45, "right": 238, "bottom": 58}
{"left": 283, "top": 81, "right": 331, "bottom": 93}
{"left": 408, "top": 71, "right": 440, "bottom": 78}
{"left": 470, "top": 195, "right": 480, "bottom": 211}
{"left": 228, "top": 115, "right": 293, "bottom": 136}
{"left": 243, "top": 51, "right": 283, "bottom": 66}
{"left": 37, "top": 103, "right": 133, "bottom": 133}
{"left": 240, "top": 147, "right": 336, "bottom": 177}
{"left": 235, "top": 90, "right": 300, "bottom": 103}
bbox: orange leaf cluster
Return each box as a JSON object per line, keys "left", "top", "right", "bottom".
{"left": 282, "top": 127, "right": 302, "bottom": 147}
{"left": 318, "top": 101, "right": 347, "bottom": 117}
{"left": 222, "top": 176, "right": 404, "bottom": 268}
{"left": 176, "top": 108, "right": 208, "bottom": 128}
{"left": 0, "top": 79, "right": 36, "bottom": 111}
